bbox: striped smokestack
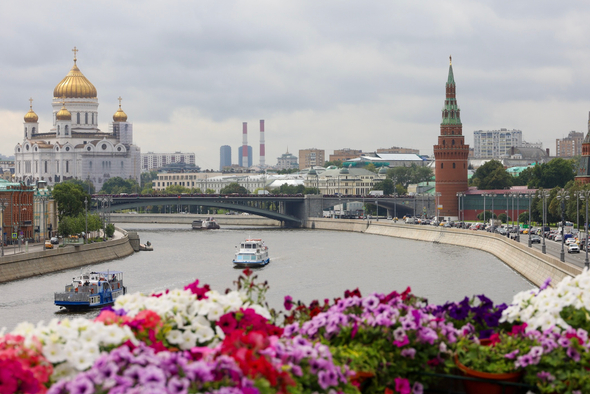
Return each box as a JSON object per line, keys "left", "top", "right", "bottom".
{"left": 242, "top": 122, "right": 248, "bottom": 168}
{"left": 259, "top": 119, "right": 265, "bottom": 167}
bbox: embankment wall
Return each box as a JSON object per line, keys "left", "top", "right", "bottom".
{"left": 305, "top": 218, "right": 582, "bottom": 287}
{"left": 0, "top": 234, "right": 134, "bottom": 284}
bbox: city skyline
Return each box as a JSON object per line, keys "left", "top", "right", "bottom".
{"left": 1, "top": 1, "right": 590, "bottom": 170}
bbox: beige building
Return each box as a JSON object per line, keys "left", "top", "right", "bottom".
{"left": 329, "top": 148, "right": 363, "bottom": 163}
{"left": 299, "top": 148, "right": 325, "bottom": 170}
{"left": 304, "top": 167, "right": 385, "bottom": 195}
{"left": 556, "top": 131, "right": 584, "bottom": 157}
{"left": 376, "top": 146, "right": 419, "bottom": 155}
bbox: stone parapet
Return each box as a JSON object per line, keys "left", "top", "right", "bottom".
{"left": 0, "top": 236, "right": 135, "bottom": 284}
{"left": 305, "top": 218, "right": 581, "bottom": 287}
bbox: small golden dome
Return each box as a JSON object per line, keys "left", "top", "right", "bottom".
{"left": 24, "top": 98, "right": 38, "bottom": 123}
{"left": 113, "top": 106, "right": 128, "bottom": 122}
{"left": 56, "top": 102, "right": 71, "bottom": 121}
{"left": 53, "top": 54, "right": 97, "bottom": 99}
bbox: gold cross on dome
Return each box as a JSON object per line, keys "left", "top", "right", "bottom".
{"left": 29, "top": 97, "right": 33, "bottom": 109}
{"left": 72, "top": 46, "right": 78, "bottom": 62}
{"left": 118, "top": 96, "right": 123, "bottom": 107}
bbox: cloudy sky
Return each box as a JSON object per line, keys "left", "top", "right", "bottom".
{"left": 1, "top": 0, "right": 590, "bottom": 169}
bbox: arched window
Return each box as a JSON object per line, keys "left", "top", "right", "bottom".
{"left": 443, "top": 140, "right": 446, "bottom": 146}
{"left": 441, "top": 163, "right": 444, "bottom": 169}
{"left": 453, "top": 163, "right": 456, "bottom": 169}
{"left": 25, "top": 127, "right": 28, "bottom": 138}
{"left": 32, "top": 127, "right": 36, "bottom": 133}
{"left": 452, "top": 139, "right": 455, "bottom": 145}
{"left": 57, "top": 125, "right": 60, "bottom": 135}
{"left": 65, "top": 125, "right": 69, "bottom": 135}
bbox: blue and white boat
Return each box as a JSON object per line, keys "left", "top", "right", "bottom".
{"left": 54, "top": 270, "right": 126, "bottom": 309}
{"left": 233, "top": 239, "right": 270, "bottom": 268}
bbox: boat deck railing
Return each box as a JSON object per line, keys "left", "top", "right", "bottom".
{"left": 62, "top": 280, "right": 123, "bottom": 294}
{"left": 55, "top": 292, "right": 90, "bottom": 302}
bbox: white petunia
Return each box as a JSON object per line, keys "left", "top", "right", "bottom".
{"left": 166, "top": 329, "right": 183, "bottom": 345}
{"left": 69, "top": 349, "right": 95, "bottom": 371}
{"left": 207, "top": 304, "right": 225, "bottom": 321}
{"left": 179, "top": 329, "right": 197, "bottom": 350}
{"left": 101, "top": 324, "right": 127, "bottom": 346}
{"left": 194, "top": 325, "right": 215, "bottom": 344}
{"left": 42, "top": 341, "right": 66, "bottom": 363}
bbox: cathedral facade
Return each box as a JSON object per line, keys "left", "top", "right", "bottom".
{"left": 14, "top": 49, "right": 141, "bottom": 191}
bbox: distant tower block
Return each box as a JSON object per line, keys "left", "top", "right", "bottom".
{"left": 575, "top": 111, "right": 590, "bottom": 184}
{"left": 433, "top": 56, "right": 469, "bottom": 218}
{"left": 260, "top": 119, "right": 265, "bottom": 167}
{"left": 242, "top": 122, "right": 249, "bottom": 168}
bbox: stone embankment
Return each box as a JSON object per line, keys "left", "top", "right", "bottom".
{"left": 0, "top": 230, "right": 135, "bottom": 284}
{"left": 306, "top": 218, "right": 581, "bottom": 287}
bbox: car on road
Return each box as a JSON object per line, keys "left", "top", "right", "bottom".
{"left": 568, "top": 244, "right": 580, "bottom": 253}
{"left": 530, "top": 235, "right": 541, "bottom": 244}
{"left": 50, "top": 236, "right": 59, "bottom": 244}
{"left": 44, "top": 241, "right": 53, "bottom": 249}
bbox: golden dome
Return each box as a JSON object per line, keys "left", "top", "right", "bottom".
{"left": 24, "top": 97, "right": 38, "bottom": 123}
{"left": 113, "top": 97, "right": 128, "bottom": 122}
{"left": 56, "top": 102, "right": 71, "bottom": 121}
{"left": 53, "top": 54, "right": 97, "bottom": 99}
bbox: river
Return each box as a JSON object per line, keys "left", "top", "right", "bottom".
{"left": 0, "top": 223, "right": 534, "bottom": 332}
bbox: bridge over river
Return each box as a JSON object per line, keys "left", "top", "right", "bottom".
{"left": 96, "top": 194, "right": 428, "bottom": 227}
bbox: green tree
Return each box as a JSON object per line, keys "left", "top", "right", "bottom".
{"left": 277, "top": 184, "right": 305, "bottom": 194}
{"left": 365, "top": 163, "right": 377, "bottom": 173}
{"left": 372, "top": 179, "right": 394, "bottom": 195}
{"left": 164, "top": 185, "right": 191, "bottom": 194}
{"left": 106, "top": 223, "right": 115, "bottom": 238}
{"left": 519, "top": 211, "right": 530, "bottom": 224}
{"left": 477, "top": 211, "right": 496, "bottom": 221}
{"left": 386, "top": 164, "right": 433, "bottom": 188}
{"left": 303, "top": 187, "right": 320, "bottom": 195}
{"left": 498, "top": 213, "right": 511, "bottom": 224}
{"left": 220, "top": 183, "right": 249, "bottom": 195}
{"left": 52, "top": 182, "right": 90, "bottom": 219}
{"left": 324, "top": 160, "right": 343, "bottom": 168}
{"left": 65, "top": 178, "right": 95, "bottom": 194}
{"left": 100, "top": 177, "right": 139, "bottom": 194}
{"left": 527, "top": 158, "right": 575, "bottom": 189}
{"left": 277, "top": 168, "right": 299, "bottom": 175}
{"left": 470, "top": 160, "right": 513, "bottom": 190}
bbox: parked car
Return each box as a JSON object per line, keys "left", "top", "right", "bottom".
{"left": 44, "top": 241, "right": 53, "bottom": 249}
{"left": 568, "top": 244, "right": 580, "bottom": 253}
{"left": 554, "top": 234, "right": 563, "bottom": 242}
{"left": 530, "top": 235, "right": 542, "bottom": 244}
{"left": 50, "top": 236, "right": 59, "bottom": 244}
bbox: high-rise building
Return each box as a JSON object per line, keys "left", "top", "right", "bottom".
{"left": 556, "top": 131, "right": 584, "bottom": 158}
{"left": 276, "top": 150, "right": 298, "bottom": 170}
{"left": 575, "top": 113, "right": 590, "bottom": 184}
{"left": 220, "top": 145, "right": 232, "bottom": 170}
{"left": 434, "top": 57, "right": 469, "bottom": 218}
{"left": 299, "top": 148, "right": 325, "bottom": 169}
{"left": 473, "top": 129, "right": 522, "bottom": 158}
{"left": 142, "top": 152, "right": 196, "bottom": 172}
{"left": 238, "top": 146, "right": 253, "bottom": 168}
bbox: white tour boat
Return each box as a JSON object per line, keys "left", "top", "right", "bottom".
{"left": 233, "top": 239, "right": 270, "bottom": 268}
{"left": 54, "top": 270, "right": 126, "bottom": 310}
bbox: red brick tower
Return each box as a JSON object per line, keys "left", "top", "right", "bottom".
{"left": 575, "top": 111, "right": 590, "bottom": 184}
{"left": 434, "top": 57, "right": 469, "bottom": 218}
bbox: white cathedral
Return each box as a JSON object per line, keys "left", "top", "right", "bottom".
{"left": 14, "top": 48, "right": 141, "bottom": 191}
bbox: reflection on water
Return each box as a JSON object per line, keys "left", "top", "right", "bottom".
{"left": 0, "top": 223, "right": 534, "bottom": 331}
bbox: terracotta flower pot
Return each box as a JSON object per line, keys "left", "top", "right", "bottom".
{"left": 454, "top": 355, "right": 522, "bottom": 394}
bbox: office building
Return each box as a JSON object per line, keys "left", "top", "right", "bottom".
{"left": 556, "top": 131, "right": 584, "bottom": 157}
{"left": 220, "top": 145, "right": 232, "bottom": 170}
{"left": 142, "top": 152, "right": 196, "bottom": 172}
{"left": 473, "top": 129, "right": 522, "bottom": 158}
{"left": 299, "top": 148, "right": 325, "bottom": 169}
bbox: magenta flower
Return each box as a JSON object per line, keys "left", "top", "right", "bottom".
{"left": 284, "top": 295, "right": 294, "bottom": 311}
{"left": 394, "top": 377, "right": 411, "bottom": 394}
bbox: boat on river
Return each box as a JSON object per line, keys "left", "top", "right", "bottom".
{"left": 233, "top": 239, "right": 270, "bottom": 268}
{"left": 54, "top": 270, "right": 126, "bottom": 310}
{"left": 193, "top": 217, "right": 220, "bottom": 230}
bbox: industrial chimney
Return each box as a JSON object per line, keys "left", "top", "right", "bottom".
{"left": 260, "top": 120, "right": 265, "bottom": 168}
{"left": 242, "top": 122, "right": 248, "bottom": 168}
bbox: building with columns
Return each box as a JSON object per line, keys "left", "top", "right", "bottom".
{"left": 14, "top": 48, "right": 141, "bottom": 191}
{"left": 433, "top": 58, "right": 469, "bottom": 218}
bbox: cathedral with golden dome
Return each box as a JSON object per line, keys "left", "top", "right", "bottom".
{"left": 14, "top": 47, "right": 141, "bottom": 191}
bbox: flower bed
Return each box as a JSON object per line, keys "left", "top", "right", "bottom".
{"left": 2, "top": 268, "right": 590, "bottom": 393}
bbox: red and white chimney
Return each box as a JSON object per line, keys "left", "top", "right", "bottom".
{"left": 259, "top": 119, "right": 265, "bottom": 168}
{"left": 242, "top": 122, "right": 248, "bottom": 168}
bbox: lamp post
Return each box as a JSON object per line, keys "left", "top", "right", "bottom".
{"left": 456, "top": 192, "right": 465, "bottom": 226}
{"left": 393, "top": 192, "right": 398, "bottom": 220}
{"left": 522, "top": 192, "right": 534, "bottom": 247}
{"left": 435, "top": 192, "right": 441, "bottom": 223}
{"left": 84, "top": 197, "right": 88, "bottom": 244}
{"left": 574, "top": 190, "right": 581, "bottom": 234}
{"left": 580, "top": 190, "right": 590, "bottom": 270}
{"left": 0, "top": 199, "right": 7, "bottom": 257}
{"left": 539, "top": 190, "right": 550, "bottom": 254}
{"left": 482, "top": 193, "right": 487, "bottom": 223}
{"left": 556, "top": 189, "right": 570, "bottom": 262}
{"left": 490, "top": 193, "right": 496, "bottom": 232}
{"left": 515, "top": 192, "right": 521, "bottom": 242}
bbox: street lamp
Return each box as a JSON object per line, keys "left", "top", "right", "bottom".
{"left": 574, "top": 190, "right": 582, "bottom": 234}
{"left": 522, "top": 191, "right": 534, "bottom": 247}
{"left": 456, "top": 192, "right": 465, "bottom": 226}
{"left": 482, "top": 193, "right": 487, "bottom": 223}
{"left": 556, "top": 189, "right": 570, "bottom": 262}
{"left": 539, "top": 189, "right": 550, "bottom": 254}
{"left": 489, "top": 193, "right": 496, "bottom": 232}
{"left": 579, "top": 190, "right": 590, "bottom": 270}
{"left": 0, "top": 199, "right": 8, "bottom": 257}
{"left": 435, "top": 192, "right": 441, "bottom": 223}
{"left": 84, "top": 197, "right": 88, "bottom": 244}
{"left": 514, "top": 192, "right": 521, "bottom": 242}
{"left": 393, "top": 192, "right": 398, "bottom": 221}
